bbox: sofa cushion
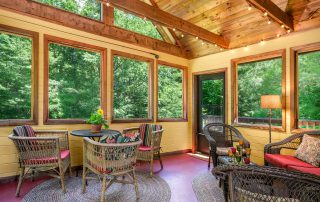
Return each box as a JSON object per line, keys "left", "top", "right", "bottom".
{"left": 25, "top": 150, "right": 70, "bottom": 165}
{"left": 294, "top": 134, "right": 320, "bottom": 167}
{"left": 139, "top": 146, "right": 152, "bottom": 151}
{"left": 265, "top": 154, "right": 315, "bottom": 168}
{"left": 287, "top": 165, "right": 320, "bottom": 176}
{"left": 116, "top": 132, "right": 140, "bottom": 143}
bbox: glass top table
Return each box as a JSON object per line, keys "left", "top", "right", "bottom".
{"left": 70, "top": 129, "right": 121, "bottom": 141}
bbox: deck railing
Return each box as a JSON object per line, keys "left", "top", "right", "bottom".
{"left": 298, "top": 119, "right": 320, "bottom": 129}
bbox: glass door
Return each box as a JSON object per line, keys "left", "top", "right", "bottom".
{"left": 197, "top": 72, "right": 225, "bottom": 154}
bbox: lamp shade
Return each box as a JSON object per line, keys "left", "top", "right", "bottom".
{"left": 261, "top": 95, "right": 282, "bottom": 109}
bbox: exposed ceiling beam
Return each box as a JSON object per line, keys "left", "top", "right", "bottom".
{"left": 247, "top": 0, "right": 294, "bottom": 30}
{"left": 105, "top": 0, "right": 229, "bottom": 49}
{"left": 0, "top": 0, "right": 187, "bottom": 58}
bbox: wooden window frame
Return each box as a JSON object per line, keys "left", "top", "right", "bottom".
{"left": 111, "top": 50, "right": 154, "bottom": 123}
{"left": 43, "top": 35, "right": 107, "bottom": 125}
{"left": 0, "top": 24, "right": 39, "bottom": 126}
{"left": 290, "top": 42, "right": 320, "bottom": 132}
{"left": 156, "top": 61, "right": 188, "bottom": 122}
{"left": 231, "top": 49, "right": 286, "bottom": 132}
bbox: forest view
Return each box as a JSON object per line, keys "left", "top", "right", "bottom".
{"left": 0, "top": 0, "right": 319, "bottom": 126}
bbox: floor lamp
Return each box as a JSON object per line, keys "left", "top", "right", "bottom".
{"left": 261, "top": 95, "right": 282, "bottom": 143}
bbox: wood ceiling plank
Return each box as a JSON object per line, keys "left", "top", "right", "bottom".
{"left": 0, "top": 0, "right": 187, "bottom": 58}
{"left": 247, "top": 0, "right": 294, "bottom": 30}
{"left": 106, "top": 0, "right": 229, "bottom": 48}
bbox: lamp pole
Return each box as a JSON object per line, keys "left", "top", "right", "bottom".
{"left": 268, "top": 108, "right": 272, "bottom": 143}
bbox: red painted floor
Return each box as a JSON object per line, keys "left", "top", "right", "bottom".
{"left": 0, "top": 154, "right": 208, "bottom": 202}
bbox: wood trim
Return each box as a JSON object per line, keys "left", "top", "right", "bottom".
{"left": 0, "top": 0, "right": 186, "bottom": 58}
{"left": 161, "top": 149, "right": 192, "bottom": 156}
{"left": 231, "top": 49, "right": 286, "bottom": 132}
{"left": 247, "top": 0, "right": 294, "bottom": 30}
{"left": 0, "top": 24, "right": 39, "bottom": 126}
{"left": 106, "top": 0, "right": 229, "bottom": 49}
{"left": 102, "top": 4, "right": 114, "bottom": 25}
{"left": 43, "top": 35, "right": 107, "bottom": 125}
{"left": 192, "top": 68, "right": 229, "bottom": 153}
{"left": 110, "top": 50, "right": 154, "bottom": 123}
{"left": 156, "top": 61, "right": 188, "bottom": 122}
{"left": 290, "top": 42, "right": 320, "bottom": 131}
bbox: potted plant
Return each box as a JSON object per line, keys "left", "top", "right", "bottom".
{"left": 86, "top": 109, "right": 109, "bottom": 132}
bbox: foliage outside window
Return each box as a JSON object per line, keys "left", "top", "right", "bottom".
{"left": 297, "top": 50, "right": 320, "bottom": 129}
{"left": 0, "top": 32, "right": 32, "bottom": 120}
{"left": 237, "top": 58, "right": 283, "bottom": 126}
{"left": 35, "top": 0, "right": 101, "bottom": 20}
{"left": 158, "top": 64, "right": 184, "bottom": 119}
{"left": 114, "top": 8, "right": 163, "bottom": 41}
{"left": 48, "top": 43, "right": 101, "bottom": 119}
{"left": 113, "top": 54, "right": 151, "bottom": 120}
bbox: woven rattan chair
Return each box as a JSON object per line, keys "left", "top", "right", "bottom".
{"left": 264, "top": 130, "right": 320, "bottom": 156}
{"left": 82, "top": 137, "right": 142, "bottom": 202}
{"left": 214, "top": 165, "right": 320, "bottom": 202}
{"left": 204, "top": 123, "right": 250, "bottom": 168}
{"left": 8, "top": 127, "right": 71, "bottom": 196}
{"left": 123, "top": 124, "right": 164, "bottom": 177}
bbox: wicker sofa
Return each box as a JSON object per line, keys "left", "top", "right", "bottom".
{"left": 264, "top": 130, "right": 320, "bottom": 176}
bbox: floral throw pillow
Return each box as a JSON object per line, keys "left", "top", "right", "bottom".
{"left": 294, "top": 134, "right": 320, "bottom": 167}
{"left": 117, "top": 132, "right": 140, "bottom": 143}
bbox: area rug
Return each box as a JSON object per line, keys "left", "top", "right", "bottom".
{"left": 23, "top": 172, "right": 171, "bottom": 202}
{"left": 192, "top": 172, "right": 225, "bottom": 202}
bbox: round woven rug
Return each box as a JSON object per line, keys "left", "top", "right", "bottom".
{"left": 23, "top": 172, "right": 171, "bottom": 202}
{"left": 192, "top": 172, "right": 225, "bottom": 202}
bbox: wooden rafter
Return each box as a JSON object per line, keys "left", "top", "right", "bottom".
{"left": 247, "top": 0, "right": 294, "bottom": 30}
{"left": 0, "top": 0, "right": 187, "bottom": 58}
{"left": 105, "top": 0, "right": 229, "bottom": 48}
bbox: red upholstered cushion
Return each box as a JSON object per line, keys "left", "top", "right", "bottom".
{"left": 288, "top": 165, "right": 320, "bottom": 176}
{"left": 265, "top": 154, "right": 315, "bottom": 168}
{"left": 139, "top": 146, "right": 152, "bottom": 151}
{"left": 25, "top": 150, "right": 70, "bottom": 165}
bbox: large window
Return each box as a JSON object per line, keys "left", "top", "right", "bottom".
{"left": 292, "top": 43, "right": 320, "bottom": 130}
{"left": 0, "top": 25, "right": 38, "bottom": 125}
{"left": 44, "top": 35, "right": 106, "bottom": 123}
{"left": 114, "top": 8, "right": 163, "bottom": 41}
{"left": 112, "top": 51, "right": 153, "bottom": 122}
{"left": 34, "top": 0, "right": 102, "bottom": 20}
{"left": 157, "top": 62, "right": 187, "bottom": 121}
{"left": 232, "top": 50, "right": 286, "bottom": 130}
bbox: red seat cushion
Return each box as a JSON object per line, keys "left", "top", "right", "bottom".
{"left": 265, "top": 154, "right": 314, "bottom": 168}
{"left": 25, "top": 150, "right": 70, "bottom": 165}
{"left": 139, "top": 146, "right": 152, "bottom": 151}
{"left": 288, "top": 165, "right": 320, "bottom": 176}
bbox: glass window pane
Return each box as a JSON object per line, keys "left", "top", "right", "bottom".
{"left": 48, "top": 43, "right": 101, "bottom": 119}
{"left": 238, "top": 58, "right": 282, "bottom": 126}
{"left": 158, "top": 65, "right": 183, "bottom": 119}
{"left": 113, "top": 55, "right": 150, "bottom": 119}
{"left": 114, "top": 8, "right": 163, "bottom": 41}
{"left": 298, "top": 50, "right": 320, "bottom": 129}
{"left": 0, "top": 33, "right": 32, "bottom": 119}
{"left": 35, "top": 0, "right": 101, "bottom": 20}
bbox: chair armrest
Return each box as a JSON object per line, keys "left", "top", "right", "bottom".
{"left": 122, "top": 127, "right": 140, "bottom": 134}
{"left": 34, "top": 130, "right": 69, "bottom": 150}
{"left": 264, "top": 133, "right": 303, "bottom": 154}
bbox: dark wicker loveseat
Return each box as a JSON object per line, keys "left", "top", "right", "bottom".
{"left": 204, "top": 123, "right": 250, "bottom": 167}
{"left": 264, "top": 130, "right": 320, "bottom": 176}
{"left": 214, "top": 165, "right": 320, "bottom": 202}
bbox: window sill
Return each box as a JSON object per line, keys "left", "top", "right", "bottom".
{"left": 0, "top": 119, "right": 37, "bottom": 127}
{"left": 111, "top": 118, "right": 153, "bottom": 124}
{"left": 233, "top": 123, "right": 285, "bottom": 132}
{"left": 44, "top": 119, "right": 86, "bottom": 125}
{"left": 156, "top": 118, "right": 188, "bottom": 122}
{"left": 291, "top": 128, "right": 319, "bottom": 134}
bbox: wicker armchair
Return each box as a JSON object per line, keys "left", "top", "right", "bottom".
{"left": 8, "top": 127, "right": 71, "bottom": 196}
{"left": 264, "top": 130, "right": 320, "bottom": 155}
{"left": 82, "top": 137, "right": 142, "bottom": 202}
{"left": 214, "top": 165, "right": 320, "bottom": 202}
{"left": 123, "top": 124, "right": 164, "bottom": 177}
{"left": 204, "top": 123, "right": 250, "bottom": 168}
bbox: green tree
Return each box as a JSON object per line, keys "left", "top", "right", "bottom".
{"left": 0, "top": 33, "right": 32, "bottom": 119}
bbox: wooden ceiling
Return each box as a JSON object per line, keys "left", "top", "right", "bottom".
{"left": 151, "top": 0, "right": 320, "bottom": 58}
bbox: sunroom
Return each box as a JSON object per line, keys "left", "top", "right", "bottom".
{"left": 0, "top": 0, "right": 319, "bottom": 201}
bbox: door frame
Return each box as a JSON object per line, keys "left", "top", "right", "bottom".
{"left": 192, "top": 68, "right": 228, "bottom": 153}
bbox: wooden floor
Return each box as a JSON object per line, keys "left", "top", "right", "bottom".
{"left": 0, "top": 154, "right": 209, "bottom": 202}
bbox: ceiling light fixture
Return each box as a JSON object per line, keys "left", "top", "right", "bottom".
{"left": 287, "top": 29, "right": 291, "bottom": 33}
{"left": 106, "top": 2, "right": 110, "bottom": 7}
{"left": 260, "top": 40, "right": 265, "bottom": 45}
{"left": 173, "top": 28, "right": 176, "bottom": 31}
{"left": 268, "top": 19, "right": 271, "bottom": 24}
{"left": 201, "top": 41, "right": 205, "bottom": 46}
{"left": 248, "top": 5, "right": 252, "bottom": 11}
{"left": 263, "top": 12, "right": 268, "bottom": 16}
{"left": 181, "top": 34, "right": 184, "bottom": 38}
{"left": 195, "top": 36, "right": 198, "bottom": 40}
{"left": 277, "top": 33, "right": 281, "bottom": 38}
{"left": 281, "top": 24, "right": 285, "bottom": 28}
